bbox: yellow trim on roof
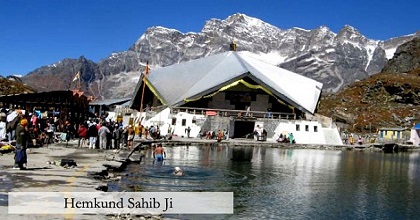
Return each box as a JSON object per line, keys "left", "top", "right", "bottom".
{"left": 144, "top": 79, "right": 166, "bottom": 105}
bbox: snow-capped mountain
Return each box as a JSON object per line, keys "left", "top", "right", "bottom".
{"left": 22, "top": 13, "right": 420, "bottom": 99}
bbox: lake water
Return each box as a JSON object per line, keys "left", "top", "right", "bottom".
{"left": 109, "top": 145, "right": 420, "bottom": 219}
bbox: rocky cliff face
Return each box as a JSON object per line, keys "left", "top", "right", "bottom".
{"left": 382, "top": 37, "right": 420, "bottom": 73}
{"left": 0, "top": 76, "right": 35, "bottom": 95}
{"left": 317, "top": 37, "right": 420, "bottom": 132}
{"left": 22, "top": 56, "right": 99, "bottom": 92}
{"left": 21, "top": 13, "right": 420, "bottom": 100}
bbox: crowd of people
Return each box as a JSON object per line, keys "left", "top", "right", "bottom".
{"left": 2, "top": 107, "right": 306, "bottom": 170}
{"left": 276, "top": 133, "right": 295, "bottom": 144}
{"left": 0, "top": 108, "right": 174, "bottom": 170}
{"left": 0, "top": 109, "right": 50, "bottom": 169}
{"left": 199, "top": 129, "right": 228, "bottom": 142}
{"left": 342, "top": 133, "right": 366, "bottom": 145}
{"left": 74, "top": 120, "right": 168, "bottom": 150}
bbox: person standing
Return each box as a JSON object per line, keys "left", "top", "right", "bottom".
{"left": 87, "top": 122, "right": 98, "bottom": 149}
{"left": 98, "top": 123, "right": 111, "bottom": 150}
{"left": 113, "top": 124, "right": 122, "bottom": 149}
{"left": 30, "top": 112, "right": 39, "bottom": 131}
{"left": 185, "top": 126, "right": 191, "bottom": 138}
{"left": 127, "top": 125, "right": 135, "bottom": 149}
{"left": 14, "top": 119, "right": 29, "bottom": 170}
{"left": 121, "top": 125, "right": 128, "bottom": 148}
{"left": 7, "top": 110, "right": 22, "bottom": 142}
{"left": 138, "top": 124, "right": 143, "bottom": 139}
{"left": 77, "top": 123, "right": 87, "bottom": 148}
{"left": 106, "top": 123, "right": 113, "bottom": 149}
{"left": 63, "top": 121, "right": 74, "bottom": 146}
{"left": 0, "top": 116, "right": 6, "bottom": 141}
{"left": 153, "top": 144, "right": 166, "bottom": 162}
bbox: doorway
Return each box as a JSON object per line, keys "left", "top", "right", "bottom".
{"left": 233, "top": 120, "right": 255, "bottom": 139}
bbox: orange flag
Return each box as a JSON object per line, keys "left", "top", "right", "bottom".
{"left": 72, "top": 71, "right": 80, "bottom": 82}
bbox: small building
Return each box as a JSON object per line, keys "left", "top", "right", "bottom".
{"left": 0, "top": 90, "right": 90, "bottom": 127}
{"left": 377, "top": 127, "right": 410, "bottom": 143}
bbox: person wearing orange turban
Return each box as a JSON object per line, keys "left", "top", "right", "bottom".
{"left": 20, "top": 119, "right": 28, "bottom": 126}
{"left": 14, "top": 118, "right": 29, "bottom": 170}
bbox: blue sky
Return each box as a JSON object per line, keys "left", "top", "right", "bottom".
{"left": 1, "top": 0, "right": 419, "bottom": 76}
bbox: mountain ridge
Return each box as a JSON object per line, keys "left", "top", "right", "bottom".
{"left": 1, "top": 13, "right": 419, "bottom": 133}
{"left": 317, "top": 37, "right": 420, "bottom": 133}
{"left": 19, "top": 13, "right": 419, "bottom": 99}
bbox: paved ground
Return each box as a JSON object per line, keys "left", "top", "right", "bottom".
{"left": 0, "top": 140, "right": 134, "bottom": 220}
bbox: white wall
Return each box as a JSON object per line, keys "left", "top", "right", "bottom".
{"left": 170, "top": 112, "right": 206, "bottom": 138}
{"left": 410, "top": 129, "right": 420, "bottom": 146}
{"left": 271, "top": 120, "right": 330, "bottom": 145}
{"left": 117, "top": 108, "right": 343, "bottom": 145}
{"left": 137, "top": 108, "right": 206, "bottom": 138}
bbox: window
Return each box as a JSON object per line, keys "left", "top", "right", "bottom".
{"left": 171, "top": 117, "right": 176, "bottom": 125}
{"left": 305, "top": 125, "right": 309, "bottom": 132}
{"left": 182, "top": 119, "right": 186, "bottom": 126}
{"left": 314, "top": 126, "right": 318, "bottom": 132}
{"left": 296, "top": 124, "right": 300, "bottom": 131}
{"left": 192, "top": 117, "right": 196, "bottom": 124}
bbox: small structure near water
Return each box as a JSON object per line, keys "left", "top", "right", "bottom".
{"left": 377, "top": 127, "right": 410, "bottom": 143}
{"left": 409, "top": 123, "right": 420, "bottom": 146}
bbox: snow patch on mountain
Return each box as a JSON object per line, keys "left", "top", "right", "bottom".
{"left": 365, "top": 41, "right": 380, "bottom": 71}
{"left": 385, "top": 48, "right": 397, "bottom": 59}
{"left": 21, "top": 13, "right": 420, "bottom": 100}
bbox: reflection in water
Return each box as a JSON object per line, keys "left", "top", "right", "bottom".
{"left": 109, "top": 146, "right": 420, "bottom": 219}
{"left": 229, "top": 147, "right": 253, "bottom": 162}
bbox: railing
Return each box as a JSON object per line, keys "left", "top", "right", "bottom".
{"left": 171, "top": 107, "right": 297, "bottom": 120}
{"left": 114, "top": 107, "right": 135, "bottom": 116}
{"left": 114, "top": 105, "right": 166, "bottom": 117}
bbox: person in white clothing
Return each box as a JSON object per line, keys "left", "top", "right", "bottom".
{"left": 98, "top": 123, "right": 111, "bottom": 150}
{"left": 0, "top": 118, "right": 6, "bottom": 141}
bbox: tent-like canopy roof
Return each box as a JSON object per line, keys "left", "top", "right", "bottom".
{"left": 89, "top": 98, "right": 131, "bottom": 106}
{"left": 131, "top": 51, "right": 323, "bottom": 114}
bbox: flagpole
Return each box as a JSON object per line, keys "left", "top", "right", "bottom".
{"left": 139, "top": 61, "right": 149, "bottom": 123}
{"left": 72, "top": 71, "right": 81, "bottom": 90}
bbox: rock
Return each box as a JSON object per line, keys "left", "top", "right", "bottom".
{"left": 95, "top": 185, "right": 108, "bottom": 192}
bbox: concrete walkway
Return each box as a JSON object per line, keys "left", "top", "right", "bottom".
{"left": 0, "top": 140, "right": 127, "bottom": 219}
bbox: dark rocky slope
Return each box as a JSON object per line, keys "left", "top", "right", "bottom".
{"left": 318, "top": 38, "right": 420, "bottom": 133}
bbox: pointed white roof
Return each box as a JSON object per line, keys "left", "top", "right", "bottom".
{"left": 141, "top": 51, "right": 323, "bottom": 114}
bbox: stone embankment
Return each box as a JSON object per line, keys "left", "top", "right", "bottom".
{"left": 162, "top": 137, "right": 419, "bottom": 151}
